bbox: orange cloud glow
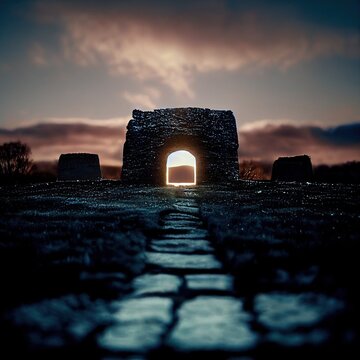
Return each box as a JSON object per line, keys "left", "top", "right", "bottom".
{"left": 1, "top": 121, "right": 358, "bottom": 167}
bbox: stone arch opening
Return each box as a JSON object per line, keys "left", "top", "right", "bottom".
{"left": 166, "top": 150, "right": 196, "bottom": 186}
{"left": 157, "top": 134, "right": 206, "bottom": 186}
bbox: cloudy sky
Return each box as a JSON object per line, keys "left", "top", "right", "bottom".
{"left": 0, "top": 0, "right": 359, "bottom": 166}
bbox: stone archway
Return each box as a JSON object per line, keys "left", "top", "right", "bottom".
{"left": 121, "top": 108, "right": 240, "bottom": 185}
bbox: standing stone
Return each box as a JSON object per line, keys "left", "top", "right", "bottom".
{"left": 121, "top": 108, "right": 240, "bottom": 185}
{"left": 271, "top": 155, "right": 313, "bottom": 182}
{"left": 58, "top": 153, "right": 102, "bottom": 181}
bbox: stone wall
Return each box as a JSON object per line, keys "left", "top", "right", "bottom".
{"left": 121, "top": 108, "right": 240, "bottom": 185}
{"left": 58, "top": 153, "right": 102, "bottom": 181}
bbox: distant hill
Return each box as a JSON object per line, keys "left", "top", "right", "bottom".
{"left": 168, "top": 165, "right": 195, "bottom": 184}
{"left": 101, "top": 165, "right": 121, "bottom": 180}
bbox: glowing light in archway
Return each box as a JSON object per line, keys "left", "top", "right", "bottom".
{"left": 166, "top": 150, "right": 196, "bottom": 186}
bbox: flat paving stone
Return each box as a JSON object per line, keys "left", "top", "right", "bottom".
{"left": 174, "top": 200, "right": 197, "bottom": 206}
{"left": 132, "top": 274, "right": 182, "bottom": 295}
{"left": 150, "top": 239, "right": 214, "bottom": 254}
{"left": 99, "top": 297, "right": 173, "bottom": 352}
{"left": 162, "top": 218, "right": 203, "bottom": 225}
{"left": 186, "top": 274, "right": 234, "bottom": 292}
{"left": 99, "top": 322, "right": 166, "bottom": 352}
{"left": 162, "top": 223, "right": 202, "bottom": 231}
{"left": 173, "top": 205, "right": 199, "bottom": 215}
{"left": 163, "top": 213, "right": 201, "bottom": 221}
{"left": 111, "top": 297, "right": 173, "bottom": 324}
{"left": 168, "top": 296, "right": 257, "bottom": 351}
{"left": 146, "top": 252, "right": 222, "bottom": 270}
{"left": 161, "top": 230, "right": 209, "bottom": 240}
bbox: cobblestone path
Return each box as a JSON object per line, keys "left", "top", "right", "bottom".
{"left": 97, "top": 189, "right": 258, "bottom": 357}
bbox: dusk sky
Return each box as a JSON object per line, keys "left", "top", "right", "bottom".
{"left": 0, "top": 0, "right": 359, "bottom": 166}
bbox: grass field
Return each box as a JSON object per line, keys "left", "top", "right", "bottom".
{"left": 0, "top": 181, "right": 358, "bottom": 357}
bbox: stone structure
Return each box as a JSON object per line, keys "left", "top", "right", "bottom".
{"left": 122, "top": 108, "right": 240, "bottom": 185}
{"left": 58, "top": 153, "right": 102, "bottom": 181}
{"left": 271, "top": 155, "right": 313, "bottom": 182}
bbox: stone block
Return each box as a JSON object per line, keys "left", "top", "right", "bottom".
{"left": 58, "top": 153, "right": 102, "bottom": 181}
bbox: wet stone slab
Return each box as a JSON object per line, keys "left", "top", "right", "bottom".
{"left": 146, "top": 252, "right": 222, "bottom": 271}
{"left": 162, "top": 213, "right": 201, "bottom": 222}
{"left": 99, "top": 297, "right": 173, "bottom": 352}
{"left": 111, "top": 297, "right": 173, "bottom": 324}
{"left": 161, "top": 230, "right": 209, "bottom": 240}
{"left": 150, "top": 239, "right": 214, "bottom": 254}
{"left": 173, "top": 205, "right": 199, "bottom": 215}
{"left": 99, "top": 322, "right": 166, "bottom": 352}
{"left": 132, "top": 274, "right": 182, "bottom": 295}
{"left": 185, "top": 274, "right": 234, "bottom": 292}
{"left": 162, "top": 222, "right": 203, "bottom": 231}
{"left": 168, "top": 296, "right": 257, "bottom": 351}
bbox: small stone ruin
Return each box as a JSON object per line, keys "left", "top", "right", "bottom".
{"left": 121, "top": 108, "right": 240, "bottom": 185}
{"left": 271, "top": 155, "right": 313, "bottom": 182}
{"left": 57, "top": 153, "right": 102, "bottom": 181}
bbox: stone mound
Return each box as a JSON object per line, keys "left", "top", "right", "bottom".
{"left": 271, "top": 155, "right": 313, "bottom": 182}
{"left": 58, "top": 153, "right": 102, "bottom": 181}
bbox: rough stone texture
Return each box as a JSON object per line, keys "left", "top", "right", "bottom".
{"left": 58, "top": 153, "right": 102, "bottom": 181}
{"left": 168, "top": 296, "right": 257, "bottom": 351}
{"left": 271, "top": 155, "right": 313, "bottom": 182}
{"left": 121, "top": 108, "right": 240, "bottom": 185}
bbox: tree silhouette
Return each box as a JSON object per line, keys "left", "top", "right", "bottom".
{"left": 0, "top": 141, "right": 33, "bottom": 179}
{"left": 240, "top": 160, "right": 270, "bottom": 180}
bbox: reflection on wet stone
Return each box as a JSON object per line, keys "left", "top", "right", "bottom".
{"left": 168, "top": 296, "right": 257, "bottom": 351}
{"left": 99, "top": 297, "right": 173, "bottom": 352}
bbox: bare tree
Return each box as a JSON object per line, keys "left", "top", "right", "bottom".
{"left": 240, "top": 160, "right": 269, "bottom": 180}
{"left": 0, "top": 141, "right": 33, "bottom": 178}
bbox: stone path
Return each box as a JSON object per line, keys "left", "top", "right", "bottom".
{"left": 98, "top": 189, "right": 258, "bottom": 356}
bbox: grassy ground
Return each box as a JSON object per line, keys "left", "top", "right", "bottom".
{"left": 0, "top": 180, "right": 359, "bottom": 355}
{"left": 198, "top": 181, "right": 359, "bottom": 353}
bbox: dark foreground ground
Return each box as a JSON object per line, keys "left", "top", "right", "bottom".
{"left": 0, "top": 181, "right": 359, "bottom": 358}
